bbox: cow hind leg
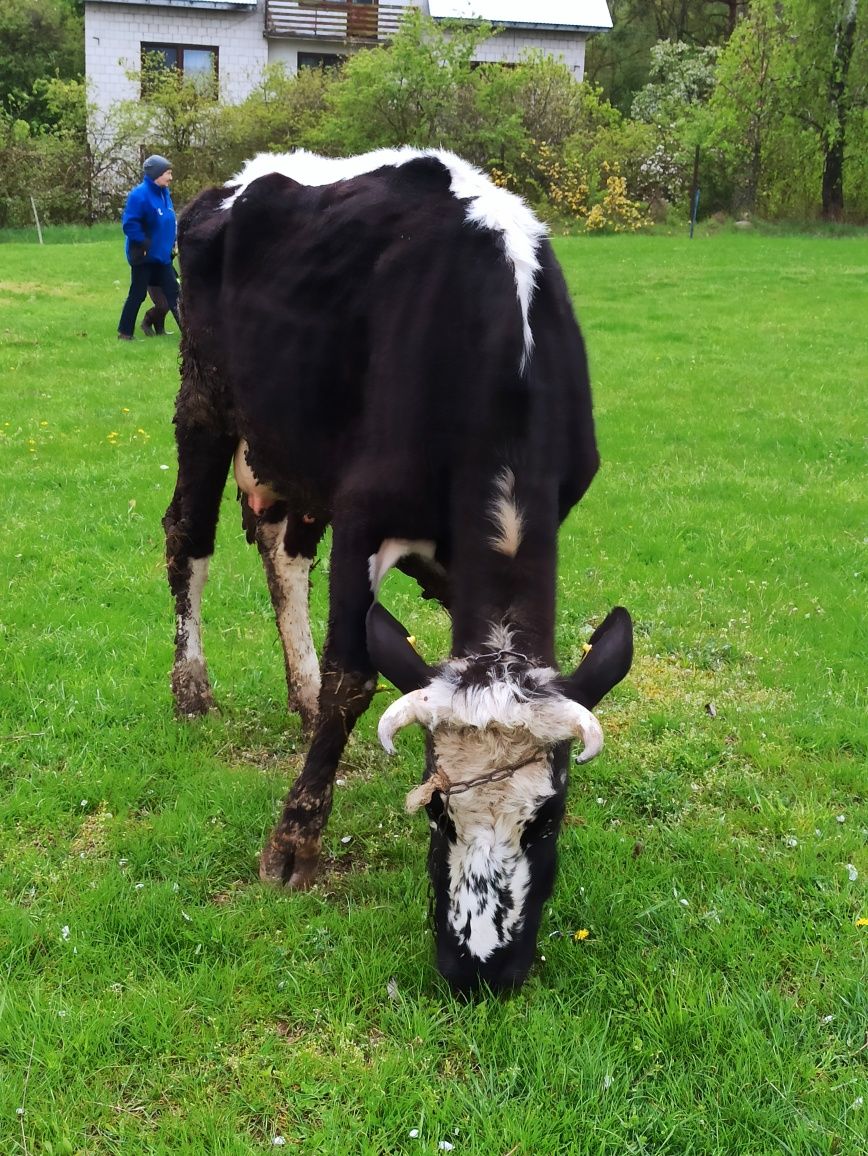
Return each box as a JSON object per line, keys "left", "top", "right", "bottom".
{"left": 255, "top": 509, "right": 326, "bottom": 735}
{"left": 259, "top": 522, "right": 377, "bottom": 888}
{"left": 163, "top": 426, "right": 235, "bottom": 716}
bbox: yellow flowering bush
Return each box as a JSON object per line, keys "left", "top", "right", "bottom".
{"left": 494, "top": 148, "right": 650, "bottom": 233}
{"left": 534, "top": 142, "right": 589, "bottom": 218}
{"left": 492, "top": 142, "right": 589, "bottom": 221}
{"left": 585, "top": 165, "right": 651, "bottom": 233}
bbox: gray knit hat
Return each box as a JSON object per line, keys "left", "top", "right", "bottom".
{"left": 143, "top": 154, "right": 172, "bottom": 180}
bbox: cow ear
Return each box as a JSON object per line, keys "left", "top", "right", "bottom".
{"left": 366, "top": 603, "right": 435, "bottom": 693}
{"left": 559, "top": 607, "right": 634, "bottom": 709}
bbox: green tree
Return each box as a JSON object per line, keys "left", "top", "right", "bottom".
{"left": 115, "top": 54, "right": 224, "bottom": 203}
{"left": 630, "top": 39, "right": 720, "bottom": 211}
{"left": 631, "top": 38, "right": 719, "bottom": 127}
{"left": 708, "top": 0, "right": 866, "bottom": 219}
{"left": 586, "top": 0, "right": 744, "bottom": 111}
{"left": 314, "top": 12, "right": 489, "bottom": 153}
{"left": 0, "top": 77, "right": 91, "bottom": 227}
{"left": 706, "top": 0, "right": 786, "bottom": 213}
{"left": 217, "top": 64, "right": 333, "bottom": 165}
{"left": 0, "top": 0, "right": 83, "bottom": 126}
{"left": 780, "top": 0, "right": 864, "bottom": 220}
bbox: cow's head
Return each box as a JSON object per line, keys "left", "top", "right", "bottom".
{"left": 367, "top": 604, "right": 633, "bottom": 994}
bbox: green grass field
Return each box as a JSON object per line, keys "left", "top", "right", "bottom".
{"left": 1, "top": 227, "right": 866, "bottom": 1155}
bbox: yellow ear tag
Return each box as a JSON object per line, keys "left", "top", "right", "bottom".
{"left": 406, "top": 635, "right": 418, "bottom": 652}
{"left": 581, "top": 642, "right": 593, "bottom": 658}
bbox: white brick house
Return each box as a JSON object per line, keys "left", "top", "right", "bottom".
{"left": 85, "top": 0, "right": 611, "bottom": 121}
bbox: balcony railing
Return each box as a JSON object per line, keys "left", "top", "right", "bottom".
{"left": 265, "top": 0, "right": 410, "bottom": 44}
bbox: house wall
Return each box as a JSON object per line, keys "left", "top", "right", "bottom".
{"left": 85, "top": 0, "right": 591, "bottom": 121}
{"left": 268, "top": 40, "right": 349, "bottom": 71}
{"left": 267, "top": 26, "right": 587, "bottom": 80}
{"left": 471, "top": 29, "right": 587, "bottom": 79}
{"left": 85, "top": 1, "right": 267, "bottom": 118}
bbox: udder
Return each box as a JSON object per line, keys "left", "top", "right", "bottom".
{"left": 233, "top": 439, "right": 282, "bottom": 515}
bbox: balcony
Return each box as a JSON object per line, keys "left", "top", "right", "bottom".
{"left": 265, "top": 0, "right": 410, "bottom": 44}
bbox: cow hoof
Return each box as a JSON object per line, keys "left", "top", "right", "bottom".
{"left": 259, "top": 839, "right": 320, "bottom": 890}
{"left": 172, "top": 659, "right": 214, "bottom": 717}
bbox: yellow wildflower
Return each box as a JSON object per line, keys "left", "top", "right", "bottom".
{"left": 573, "top": 929, "right": 590, "bottom": 941}
{"left": 856, "top": 918, "right": 868, "bottom": 928}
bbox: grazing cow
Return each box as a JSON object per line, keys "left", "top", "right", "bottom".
{"left": 163, "top": 147, "right": 633, "bottom": 993}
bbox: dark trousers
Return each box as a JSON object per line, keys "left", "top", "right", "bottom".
{"left": 118, "top": 261, "right": 180, "bottom": 337}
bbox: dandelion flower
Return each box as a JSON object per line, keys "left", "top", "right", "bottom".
{"left": 574, "top": 928, "right": 590, "bottom": 941}
{"left": 856, "top": 918, "right": 868, "bottom": 928}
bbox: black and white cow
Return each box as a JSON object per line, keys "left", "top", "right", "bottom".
{"left": 163, "top": 147, "right": 633, "bottom": 993}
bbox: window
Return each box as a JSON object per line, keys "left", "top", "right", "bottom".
{"left": 297, "top": 52, "right": 345, "bottom": 71}
{"left": 141, "top": 43, "right": 219, "bottom": 94}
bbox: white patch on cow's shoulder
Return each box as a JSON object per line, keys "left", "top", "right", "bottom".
{"left": 222, "top": 147, "right": 546, "bottom": 369}
{"left": 368, "top": 538, "right": 436, "bottom": 595}
{"left": 488, "top": 468, "right": 524, "bottom": 557}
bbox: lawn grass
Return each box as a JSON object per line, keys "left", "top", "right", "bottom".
{"left": 0, "top": 228, "right": 866, "bottom": 1155}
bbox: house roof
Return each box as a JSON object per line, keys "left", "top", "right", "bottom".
{"left": 86, "top": 1, "right": 256, "bottom": 9}
{"left": 426, "top": 0, "right": 612, "bottom": 32}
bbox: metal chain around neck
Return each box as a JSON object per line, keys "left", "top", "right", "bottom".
{"left": 404, "top": 753, "right": 546, "bottom": 814}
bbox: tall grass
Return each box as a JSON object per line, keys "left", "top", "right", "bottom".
{"left": 0, "top": 229, "right": 865, "bottom": 1155}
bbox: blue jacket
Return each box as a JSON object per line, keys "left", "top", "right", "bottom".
{"left": 122, "top": 177, "right": 176, "bottom": 265}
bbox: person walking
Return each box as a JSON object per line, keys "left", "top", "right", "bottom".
{"left": 117, "top": 155, "right": 181, "bottom": 340}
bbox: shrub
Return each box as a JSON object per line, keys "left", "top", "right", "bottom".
{"left": 217, "top": 64, "right": 333, "bottom": 166}
{"left": 313, "top": 12, "right": 488, "bottom": 155}
{"left": 585, "top": 167, "right": 651, "bottom": 233}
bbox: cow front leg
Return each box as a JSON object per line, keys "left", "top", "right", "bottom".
{"left": 163, "top": 426, "right": 235, "bottom": 716}
{"left": 259, "top": 666, "right": 376, "bottom": 887}
{"left": 259, "top": 525, "right": 377, "bottom": 888}
{"left": 255, "top": 510, "right": 326, "bottom": 735}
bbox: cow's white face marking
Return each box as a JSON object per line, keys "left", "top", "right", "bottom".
{"left": 433, "top": 729, "right": 554, "bottom": 961}
{"left": 222, "top": 148, "right": 546, "bottom": 370}
{"left": 368, "top": 538, "right": 437, "bottom": 595}
{"left": 377, "top": 626, "right": 604, "bottom": 966}
{"left": 488, "top": 468, "right": 524, "bottom": 557}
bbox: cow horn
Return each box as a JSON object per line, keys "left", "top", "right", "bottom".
{"left": 560, "top": 606, "right": 634, "bottom": 710}
{"left": 366, "top": 602, "right": 435, "bottom": 694}
{"left": 562, "top": 701, "right": 604, "bottom": 764}
{"left": 377, "top": 689, "right": 435, "bottom": 755}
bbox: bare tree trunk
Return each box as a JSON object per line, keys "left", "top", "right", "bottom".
{"left": 722, "top": 1, "right": 741, "bottom": 38}
{"left": 821, "top": 0, "right": 857, "bottom": 221}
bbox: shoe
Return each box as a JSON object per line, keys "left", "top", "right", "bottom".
{"left": 140, "top": 318, "right": 156, "bottom": 337}
{"left": 117, "top": 333, "right": 134, "bottom": 341}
